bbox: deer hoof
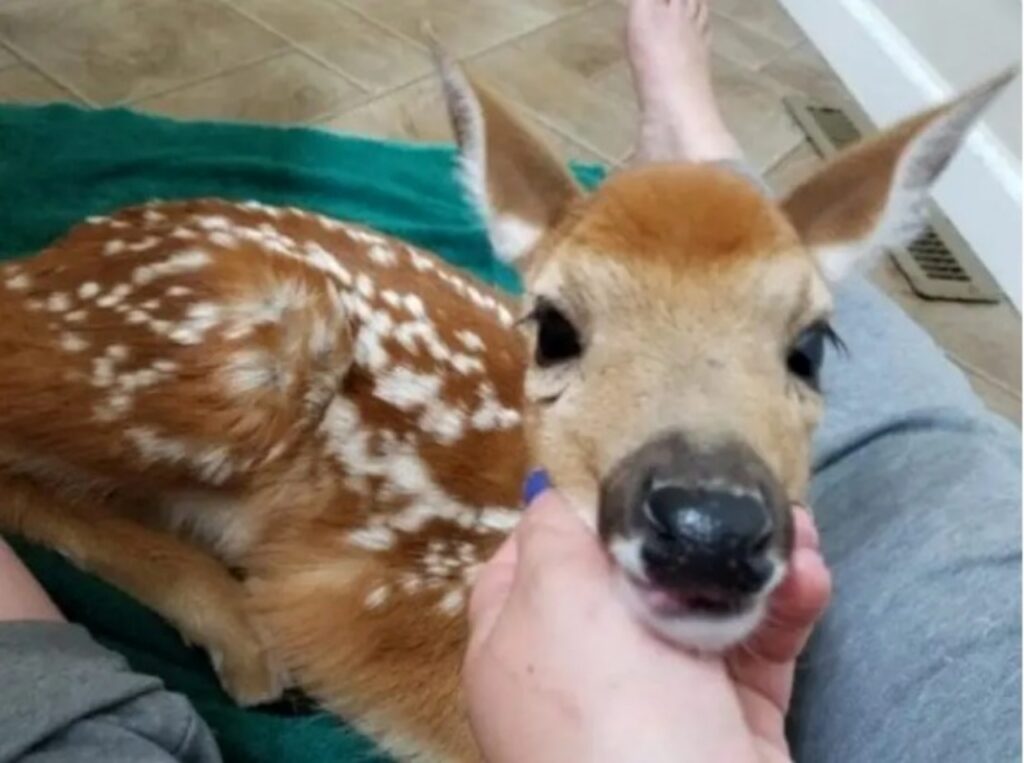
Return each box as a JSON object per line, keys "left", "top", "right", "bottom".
{"left": 209, "top": 637, "right": 288, "bottom": 707}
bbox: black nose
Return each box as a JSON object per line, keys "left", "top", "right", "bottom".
{"left": 642, "top": 485, "right": 774, "bottom": 594}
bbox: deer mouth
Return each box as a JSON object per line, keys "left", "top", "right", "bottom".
{"left": 626, "top": 573, "right": 751, "bottom": 617}
{"left": 608, "top": 535, "right": 786, "bottom": 653}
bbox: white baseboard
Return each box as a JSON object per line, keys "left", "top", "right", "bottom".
{"left": 777, "top": 0, "right": 1022, "bottom": 309}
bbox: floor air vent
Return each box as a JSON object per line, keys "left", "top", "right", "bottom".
{"left": 783, "top": 96, "right": 1003, "bottom": 304}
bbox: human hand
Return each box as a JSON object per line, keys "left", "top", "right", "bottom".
{"left": 0, "top": 537, "right": 64, "bottom": 622}
{"left": 463, "top": 478, "right": 830, "bottom": 763}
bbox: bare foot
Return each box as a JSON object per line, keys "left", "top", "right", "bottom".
{"left": 626, "top": 0, "right": 742, "bottom": 163}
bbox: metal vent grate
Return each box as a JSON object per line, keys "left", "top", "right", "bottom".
{"left": 783, "top": 96, "right": 1003, "bottom": 304}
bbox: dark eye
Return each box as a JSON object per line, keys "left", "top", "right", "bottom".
{"left": 533, "top": 301, "right": 582, "bottom": 367}
{"left": 787, "top": 322, "right": 841, "bottom": 388}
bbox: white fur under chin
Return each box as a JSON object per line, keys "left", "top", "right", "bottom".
{"left": 610, "top": 536, "right": 786, "bottom": 653}
{"left": 618, "top": 576, "right": 768, "bottom": 652}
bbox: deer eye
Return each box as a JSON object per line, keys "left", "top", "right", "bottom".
{"left": 532, "top": 301, "right": 582, "bottom": 367}
{"left": 787, "top": 322, "right": 841, "bottom": 389}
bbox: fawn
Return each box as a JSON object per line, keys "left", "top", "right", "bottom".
{"left": 0, "top": 49, "right": 1010, "bottom": 760}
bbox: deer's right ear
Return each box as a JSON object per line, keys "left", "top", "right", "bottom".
{"left": 781, "top": 70, "right": 1015, "bottom": 282}
{"left": 434, "top": 48, "right": 582, "bottom": 266}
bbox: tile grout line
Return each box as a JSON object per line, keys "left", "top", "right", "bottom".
{"left": 949, "top": 354, "right": 1022, "bottom": 401}
{"left": 333, "top": 0, "right": 601, "bottom": 62}
{"left": 0, "top": 35, "right": 95, "bottom": 106}
{"left": 712, "top": 7, "right": 806, "bottom": 51}
{"left": 312, "top": 68, "right": 614, "bottom": 169}
{"left": 121, "top": 48, "right": 298, "bottom": 108}
{"left": 215, "top": 0, "right": 380, "bottom": 95}
{"left": 327, "top": 0, "right": 435, "bottom": 55}
{"left": 312, "top": 71, "right": 436, "bottom": 125}
{"left": 314, "top": 0, "right": 621, "bottom": 161}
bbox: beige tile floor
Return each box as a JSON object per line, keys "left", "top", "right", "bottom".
{"left": 0, "top": 0, "right": 1019, "bottom": 422}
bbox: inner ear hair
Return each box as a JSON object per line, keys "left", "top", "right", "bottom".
{"left": 781, "top": 67, "right": 1016, "bottom": 282}
{"left": 431, "top": 38, "right": 582, "bottom": 265}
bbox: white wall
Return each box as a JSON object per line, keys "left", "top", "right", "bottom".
{"left": 779, "top": 0, "right": 1023, "bottom": 308}
{"left": 881, "top": 0, "right": 1020, "bottom": 161}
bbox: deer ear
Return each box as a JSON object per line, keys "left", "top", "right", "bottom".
{"left": 433, "top": 46, "right": 582, "bottom": 265}
{"left": 782, "top": 70, "right": 1016, "bottom": 282}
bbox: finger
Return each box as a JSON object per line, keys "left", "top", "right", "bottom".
{"left": 792, "top": 504, "right": 820, "bottom": 550}
{"left": 514, "top": 490, "right": 609, "bottom": 582}
{"left": 466, "top": 530, "right": 520, "bottom": 653}
{"left": 749, "top": 547, "right": 832, "bottom": 662}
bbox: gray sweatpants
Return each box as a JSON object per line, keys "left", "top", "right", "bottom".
{"left": 791, "top": 276, "right": 1022, "bottom": 761}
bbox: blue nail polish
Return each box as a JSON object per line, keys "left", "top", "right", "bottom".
{"left": 522, "top": 469, "right": 551, "bottom": 505}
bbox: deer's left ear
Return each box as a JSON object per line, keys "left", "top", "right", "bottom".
{"left": 434, "top": 48, "right": 582, "bottom": 266}
{"left": 782, "top": 70, "right": 1015, "bottom": 282}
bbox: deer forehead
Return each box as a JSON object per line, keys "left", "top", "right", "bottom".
{"left": 567, "top": 164, "right": 803, "bottom": 269}
{"left": 523, "top": 164, "right": 828, "bottom": 330}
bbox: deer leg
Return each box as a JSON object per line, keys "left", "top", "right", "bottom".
{"left": 250, "top": 557, "right": 481, "bottom": 762}
{"left": 0, "top": 473, "right": 285, "bottom": 706}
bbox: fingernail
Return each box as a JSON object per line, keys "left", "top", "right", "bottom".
{"left": 522, "top": 469, "right": 551, "bottom": 505}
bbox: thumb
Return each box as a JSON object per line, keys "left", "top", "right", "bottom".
{"left": 467, "top": 530, "right": 519, "bottom": 653}
{"left": 513, "top": 489, "right": 610, "bottom": 588}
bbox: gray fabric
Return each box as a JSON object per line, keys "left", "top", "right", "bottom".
{"left": 0, "top": 621, "right": 221, "bottom": 763}
{"left": 789, "top": 275, "right": 1021, "bottom": 762}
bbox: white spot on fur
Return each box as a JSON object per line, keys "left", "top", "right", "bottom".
{"left": 451, "top": 353, "right": 484, "bottom": 375}
{"left": 64, "top": 309, "right": 87, "bottom": 323}
{"left": 126, "top": 310, "right": 150, "bottom": 325}
{"left": 102, "top": 240, "right": 125, "bottom": 257}
{"left": 96, "top": 283, "right": 133, "bottom": 308}
{"left": 348, "top": 525, "right": 397, "bottom": 551}
{"left": 347, "top": 227, "right": 387, "bottom": 246}
{"left": 409, "top": 250, "right": 435, "bottom": 272}
{"left": 169, "top": 302, "right": 221, "bottom": 345}
{"left": 125, "top": 427, "right": 235, "bottom": 485}
{"left": 355, "top": 273, "right": 375, "bottom": 299}
{"left": 78, "top": 282, "right": 100, "bottom": 299}
{"left": 419, "top": 399, "right": 466, "bottom": 445}
{"left": 46, "top": 293, "right": 71, "bottom": 313}
{"left": 470, "top": 381, "right": 521, "bottom": 431}
{"left": 5, "top": 272, "right": 30, "bottom": 291}
{"left": 367, "top": 244, "right": 397, "bottom": 267}
{"left": 59, "top": 332, "right": 88, "bottom": 353}
{"left": 476, "top": 508, "right": 521, "bottom": 533}
{"left": 374, "top": 367, "right": 442, "bottom": 411}
{"left": 194, "top": 215, "right": 231, "bottom": 231}
{"left": 365, "top": 584, "right": 391, "bottom": 610}
{"left": 402, "top": 295, "right": 426, "bottom": 319}
{"left": 437, "top": 588, "right": 465, "bottom": 615}
{"left": 133, "top": 249, "right": 211, "bottom": 286}
{"left": 128, "top": 236, "right": 160, "bottom": 253}
{"left": 91, "top": 357, "right": 116, "bottom": 388}
{"left": 209, "top": 231, "right": 237, "bottom": 248}
{"left": 455, "top": 329, "right": 485, "bottom": 352}
{"left": 224, "top": 350, "right": 286, "bottom": 394}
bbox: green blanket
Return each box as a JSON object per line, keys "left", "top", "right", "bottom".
{"left": 0, "top": 103, "right": 605, "bottom": 762}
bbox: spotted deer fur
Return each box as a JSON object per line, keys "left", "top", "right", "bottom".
{"left": 0, "top": 57, "right": 1011, "bottom": 762}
